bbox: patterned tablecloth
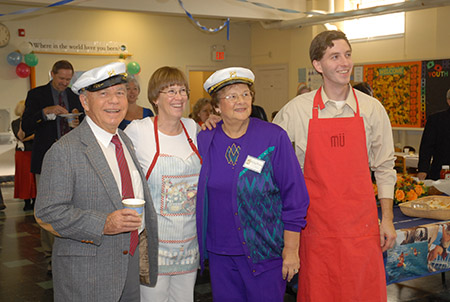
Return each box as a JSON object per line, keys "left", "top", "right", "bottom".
{"left": 380, "top": 206, "right": 450, "bottom": 284}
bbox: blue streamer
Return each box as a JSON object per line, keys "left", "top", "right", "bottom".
{"left": 0, "top": 0, "right": 74, "bottom": 17}
{"left": 236, "top": 0, "right": 323, "bottom": 15}
{"left": 178, "top": 0, "right": 230, "bottom": 40}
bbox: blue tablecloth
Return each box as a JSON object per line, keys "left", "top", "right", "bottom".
{"left": 379, "top": 206, "right": 450, "bottom": 284}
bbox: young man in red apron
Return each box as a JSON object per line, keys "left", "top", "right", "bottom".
{"left": 274, "top": 30, "right": 397, "bottom": 301}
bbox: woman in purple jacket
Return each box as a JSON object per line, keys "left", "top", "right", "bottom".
{"left": 196, "top": 67, "right": 310, "bottom": 302}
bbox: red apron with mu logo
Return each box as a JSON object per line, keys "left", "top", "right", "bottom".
{"left": 298, "top": 88, "right": 386, "bottom": 302}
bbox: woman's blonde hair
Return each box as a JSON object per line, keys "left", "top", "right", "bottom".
{"left": 15, "top": 100, "right": 26, "bottom": 117}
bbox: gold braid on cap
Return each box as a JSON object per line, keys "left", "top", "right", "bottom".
{"left": 207, "top": 77, "right": 254, "bottom": 95}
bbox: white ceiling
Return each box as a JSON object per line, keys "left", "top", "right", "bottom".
{"left": 2, "top": 0, "right": 310, "bottom": 21}
{"left": 3, "top": 0, "right": 450, "bottom": 28}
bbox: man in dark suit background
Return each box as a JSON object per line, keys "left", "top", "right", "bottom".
{"left": 22, "top": 60, "right": 84, "bottom": 175}
{"left": 418, "top": 88, "right": 450, "bottom": 180}
{"left": 22, "top": 60, "right": 84, "bottom": 273}
{"left": 35, "top": 62, "right": 158, "bottom": 301}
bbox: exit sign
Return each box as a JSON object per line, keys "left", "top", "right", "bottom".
{"left": 211, "top": 45, "right": 226, "bottom": 61}
{"left": 213, "top": 51, "right": 225, "bottom": 61}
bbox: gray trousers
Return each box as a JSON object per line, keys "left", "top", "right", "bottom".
{"left": 119, "top": 246, "right": 140, "bottom": 302}
{"left": 36, "top": 174, "right": 55, "bottom": 263}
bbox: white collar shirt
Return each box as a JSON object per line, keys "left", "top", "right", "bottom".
{"left": 273, "top": 84, "right": 396, "bottom": 199}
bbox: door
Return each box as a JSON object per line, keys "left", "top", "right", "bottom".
{"left": 253, "top": 64, "right": 289, "bottom": 121}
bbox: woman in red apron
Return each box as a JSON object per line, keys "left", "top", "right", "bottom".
{"left": 298, "top": 87, "right": 387, "bottom": 301}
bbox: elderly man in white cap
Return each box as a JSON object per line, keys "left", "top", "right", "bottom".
{"left": 35, "top": 62, "right": 158, "bottom": 302}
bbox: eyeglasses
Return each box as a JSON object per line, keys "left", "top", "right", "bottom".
{"left": 220, "top": 91, "right": 253, "bottom": 102}
{"left": 159, "top": 88, "right": 189, "bottom": 97}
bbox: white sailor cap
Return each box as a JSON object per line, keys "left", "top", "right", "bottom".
{"left": 71, "top": 62, "right": 127, "bottom": 95}
{"left": 203, "top": 67, "right": 254, "bottom": 95}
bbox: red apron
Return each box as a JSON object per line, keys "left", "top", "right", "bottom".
{"left": 298, "top": 88, "right": 386, "bottom": 302}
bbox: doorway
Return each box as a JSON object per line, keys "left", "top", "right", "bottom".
{"left": 253, "top": 64, "right": 289, "bottom": 121}
{"left": 186, "top": 68, "right": 215, "bottom": 117}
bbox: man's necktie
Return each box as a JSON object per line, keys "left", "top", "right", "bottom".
{"left": 58, "top": 93, "right": 69, "bottom": 136}
{"left": 111, "top": 135, "right": 139, "bottom": 256}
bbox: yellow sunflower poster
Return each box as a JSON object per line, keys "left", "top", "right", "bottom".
{"left": 364, "top": 62, "right": 422, "bottom": 127}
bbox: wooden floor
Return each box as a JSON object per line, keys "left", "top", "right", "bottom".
{"left": 1, "top": 182, "right": 449, "bottom": 302}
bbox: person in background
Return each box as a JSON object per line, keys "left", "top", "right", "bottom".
{"left": 35, "top": 62, "right": 158, "bottom": 301}
{"left": 11, "top": 100, "right": 36, "bottom": 211}
{"left": 197, "top": 67, "right": 309, "bottom": 302}
{"left": 119, "top": 76, "right": 154, "bottom": 130}
{"left": 22, "top": 60, "right": 84, "bottom": 274}
{"left": 417, "top": 88, "right": 450, "bottom": 180}
{"left": 0, "top": 188, "right": 5, "bottom": 211}
{"left": 125, "top": 66, "right": 200, "bottom": 302}
{"left": 353, "top": 81, "right": 374, "bottom": 97}
{"left": 250, "top": 102, "right": 268, "bottom": 121}
{"left": 271, "top": 110, "right": 279, "bottom": 122}
{"left": 273, "top": 30, "right": 396, "bottom": 301}
{"left": 296, "top": 84, "right": 311, "bottom": 96}
{"left": 192, "top": 97, "right": 212, "bottom": 126}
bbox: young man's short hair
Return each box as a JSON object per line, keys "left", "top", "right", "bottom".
{"left": 309, "top": 30, "right": 351, "bottom": 63}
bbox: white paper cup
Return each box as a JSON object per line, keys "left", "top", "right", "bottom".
{"left": 66, "top": 117, "right": 76, "bottom": 128}
{"left": 122, "top": 198, "right": 145, "bottom": 217}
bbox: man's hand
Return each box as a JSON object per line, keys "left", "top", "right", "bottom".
{"left": 103, "top": 209, "right": 142, "bottom": 235}
{"left": 201, "top": 114, "right": 221, "bottom": 131}
{"left": 43, "top": 105, "right": 69, "bottom": 116}
{"left": 417, "top": 172, "right": 427, "bottom": 180}
{"left": 379, "top": 197, "right": 397, "bottom": 252}
{"left": 69, "top": 109, "right": 81, "bottom": 128}
{"left": 380, "top": 218, "right": 396, "bottom": 252}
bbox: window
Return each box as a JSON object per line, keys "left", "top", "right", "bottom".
{"left": 343, "top": 0, "right": 405, "bottom": 41}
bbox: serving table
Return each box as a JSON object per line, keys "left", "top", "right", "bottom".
{"left": 380, "top": 206, "right": 450, "bottom": 284}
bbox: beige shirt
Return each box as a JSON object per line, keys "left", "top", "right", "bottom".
{"left": 273, "top": 85, "right": 396, "bottom": 199}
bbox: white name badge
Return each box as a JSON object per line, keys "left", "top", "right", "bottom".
{"left": 243, "top": 155, "right": 265, "bottom": 173}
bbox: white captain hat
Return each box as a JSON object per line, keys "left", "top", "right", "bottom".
{"left": 71, "top": 62, "right": 127, "bottom": 95}
{"left": 203, "top": 67, "right": 254, "bottom": 95}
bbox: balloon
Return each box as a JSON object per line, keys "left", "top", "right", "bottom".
{"left": 24, "top": 53, "right": 39, "bottom": 67}
{"left": 16, "top": 62, "right": 31, "bottom": 78}
{"left": 127, "top": 61, "right": 140, "bottom": 75}
{"left": 18, "top": 41, "right": 33, "bottom": 54}
{"left": 7, "top": 51, "right": 22, "bottom": 66}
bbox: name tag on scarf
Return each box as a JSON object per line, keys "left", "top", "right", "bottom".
{"left": 243, "top": 155, "right": 265, "bottom": 173}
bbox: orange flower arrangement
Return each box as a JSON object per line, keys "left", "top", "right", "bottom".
{"left": 374, "top": 174, "right": 428, "bottom": 205}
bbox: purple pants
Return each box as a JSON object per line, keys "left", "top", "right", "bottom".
{"left": 208, "top": 253, "right": 286, "bottom": 302}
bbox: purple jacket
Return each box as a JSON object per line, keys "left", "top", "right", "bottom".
{"left": 196, "top": 118, "right": 309, "bottom": 275}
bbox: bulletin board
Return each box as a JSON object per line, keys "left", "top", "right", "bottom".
{"left": 421, "top": 59, "right": 450, "bottom": 125}
{"left": 364, "top": 62, "right": 422, "bottom": 128}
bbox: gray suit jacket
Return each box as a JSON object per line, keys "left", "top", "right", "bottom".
{"left": 35, "top": 119, "right": 158, "bottom": 301}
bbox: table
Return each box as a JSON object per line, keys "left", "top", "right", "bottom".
{"left": 394, "top": 152, "right": 419, "bottom": 174}
{"left": 380, "top": 206, "right": 450, "bottom": 284}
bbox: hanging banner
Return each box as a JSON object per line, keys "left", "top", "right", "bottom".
{"left": 421, "top": 59, "right": 450, "bottom": 125}
{"left": 27, "top": 39, "right": 128, "bottom": 55}
{"left": 364, "top": 62, "right": 422, "bottom": 128}
{"left": 177, "top": 0, "right": 230, "bottom": 40}
{"left": 0, "top": 0, "right": 74, "bottom": 16}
